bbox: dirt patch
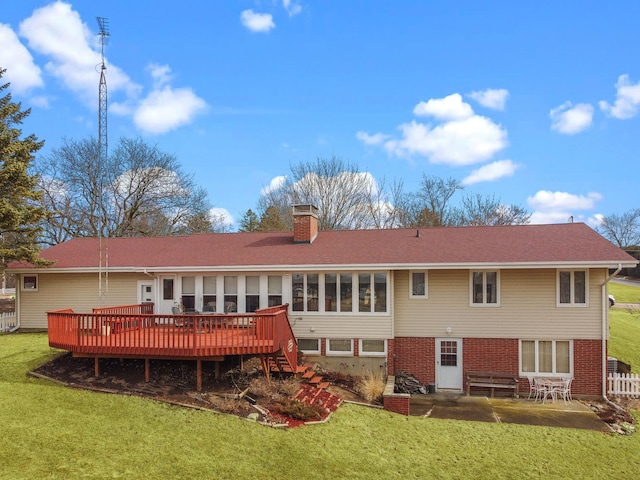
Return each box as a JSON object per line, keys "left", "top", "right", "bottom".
{"left": 583, "top": 398, "right": 637, "bottom": 435}
{"left": 30, "top": 353, "right": 344, "bottom": 427}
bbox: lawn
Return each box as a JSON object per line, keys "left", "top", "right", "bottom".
{"left": 1, "top": 333, "right": 640, "bottom": 479}
{"left": 609, "top": 308, "right": 640, "bottom": 373}
{"left": 609, "top": 281, "right": 640, "bottom": 304}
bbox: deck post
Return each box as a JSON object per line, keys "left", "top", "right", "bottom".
{"left": 144, "top": 358, "right": 150, "bottom": 383}
{"left": 94, "top": 357, "right": 99, "bottom": 377}
{"left": 214, "top": 361, "right": 220, "bottom": 379}
{"left": 196, "top": 359, "right": 202, "bottom": 392}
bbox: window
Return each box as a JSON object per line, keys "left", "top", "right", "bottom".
{"left": 268, "top": 276, "right": 282, "bottom": 307}
{"left": 298, "top": 338, "right": 320, "bottom": 354}
{"left": 163, "top": 278, "right": 174, "bottom": 301}
{"left": 520, "top": 340, "right": 572, "bottom": 376}
{"left": 410, "top": 271, "right": 427, "bottom": 298}
{"left": 224, "top": 276, "right": 238, "bottom": 312}
{"left": 291, "top": 272, "right": 387, "bottom": 313}
{"left": 470, "top": 271, "right": 499, "bottom": 305}
{"left": 359, "top": 339, "right": 387, "bottom": 357}
{"left": 558, "top": 270, "right": 588, "bottom": 306}
{"left": 327, "top": 338, "right": 353, "bottom": 355}
{"left": 203, "top": 276, "right": 217, "bottom": 312}
{"left": 181, "top": 276, "right": 195, "bottom": 310}
{"left": 325, "top": 274, "right": 337, "bottom": 312}
{"left": 22, "top": 275, "right": 38, "bottom": 291}
{"left": 245, "top": 276, "right": 260, "bottom": 313}
{"left": 340, "top": 274, "right": 353, "bottom": 312}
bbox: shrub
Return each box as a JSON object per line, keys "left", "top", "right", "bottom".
{"left": 278, "top": 377, "right": 301, "bottom": 397}
{"left": 248, "top": 376, "right": 278, "bottom": 398}
{"left": 273, "top": 399, "right": 324, "bottom": 421}
{"left": 357, "top": 370, "right": 386, "bottom": 403}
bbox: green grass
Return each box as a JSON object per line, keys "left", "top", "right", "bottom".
{"left": 609, "top": 281, "right": 640, "bottom": 304}
{"left": 1, "top": 334, "right": 640, "bottom": 479}
{"left": 609, "top": 308, "right": 640, "bottom": 373}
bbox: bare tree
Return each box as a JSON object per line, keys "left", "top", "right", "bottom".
{"left": 456, "top": 194, "right": 531, "bottom": 226}
{"left": 258, "top": 156, "right": 396, "bottom": 230}
{"left": 598, "top": 209, "right": 640, "bottom": 248}
{"left": 397, "top": 175, "right": 463, "bottom": 227}
{"left": 37, "top": 137, "right": 212, "bottom": 244}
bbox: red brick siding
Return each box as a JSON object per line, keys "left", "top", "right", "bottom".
{"left": 391, "top": 336, "right": 603, "bottom": 396}
{"left": 392, "top": 337, "right": 435, "bottom": 385}
{"left": 293, "top": 215, "right": 318, "bottom": 243}
{"left": 383, "top": 395, "right": 410, "bottom": 416}
{"left": 573, "top": 339, "right": 602, "bottom": 396}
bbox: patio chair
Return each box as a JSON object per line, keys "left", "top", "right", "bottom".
{"left": 527, "top": 376, "right": 539, "bottom": 400}
{"left": 171, "top": 306, "right": 186, "bottom": 327}
{"left": 554, "top": 378, "right": 573, "bottom": 404}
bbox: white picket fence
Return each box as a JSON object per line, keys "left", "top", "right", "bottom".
{"left": 0, "top": 312, "right": 17, "bottom": 332}
{"left": 608, "top": 373, "right": 640, "bottom": 398}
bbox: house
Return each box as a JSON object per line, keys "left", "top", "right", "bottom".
{"left": 8, "top": 205, "right": 637, "bottom": 397}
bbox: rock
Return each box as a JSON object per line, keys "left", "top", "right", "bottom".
{"left": 247, "top": 412, "right": 260, "bottom": 422}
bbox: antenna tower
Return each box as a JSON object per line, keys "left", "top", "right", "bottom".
{"left": 97, "top": 17, "right": 109, "bottom": 305}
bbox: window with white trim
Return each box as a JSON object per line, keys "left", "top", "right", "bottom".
{"left": 22, "top": 274, "right": 38, "bottom": 291}
{"left": 409, "top": 271, "right": 427, "bottom": 298}
{"left": 245, "top": 275, "right": 260, "bottom": 312}
{"left": 327, "top": 338, "right": 354, "bottom": 355}
{"left": 181, "top": 276, "right": 195, "bottom": 310}
{"left": 359, "top": 339, "right": 387, "bottom": 357}
{"left": 291, "top": 272, "right": 387, "bottom": 313}
{"left": 224, "top": 276, "right": 238, "bottom": 312}
{"left": 557, "top": 270, "right": 588, "bottom": 306}
{"left": 267, "top": 275, "right": 283, "bottom": 307}
{"left": 470, "top": 271, "right": 499, "bottom": 305}
{"left": 297, "top": 338, "right": 320, "bottom": 354}
{"left": 520, "top": 340, "right": 572, "bottom": 376}
{"left": 203, "top": 276, "right": 217, "bottom": 312}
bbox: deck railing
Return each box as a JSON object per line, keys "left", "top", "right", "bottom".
{"left": 47, "top": 304, "right": 297, "bottom": 367}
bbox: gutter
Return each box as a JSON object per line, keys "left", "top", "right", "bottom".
{"left": 602, "top": 264, "right": 622, "bottom": 401}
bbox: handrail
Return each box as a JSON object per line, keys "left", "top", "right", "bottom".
{"left": 92, "top": 303, "right": 154, "bottom": 315}
{"left": 47, "top": 305, "right": 296, "bottom": 363}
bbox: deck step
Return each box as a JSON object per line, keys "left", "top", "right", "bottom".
{"left": 301, "top": 370, "right": 316, "bottom": 379}
{"left": 318, "top": 382, "right": 330, "bottom": 389}
{"left": 309, "top": 376, "right": 323, "bottom": 385}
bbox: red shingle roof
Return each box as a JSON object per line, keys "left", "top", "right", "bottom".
{"left": 9, "top": 223, "right": 637, "bottom": 271}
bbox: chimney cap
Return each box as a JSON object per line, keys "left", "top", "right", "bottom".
{"left": 292, "top": 204, "right": 318, "bottom": 217}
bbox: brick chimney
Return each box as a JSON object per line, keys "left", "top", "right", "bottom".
{"left": 292, "top": 204, "right": 319, "bottom": 244}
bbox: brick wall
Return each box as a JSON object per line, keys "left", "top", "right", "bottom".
{"left": 293, "top": 214, "right": 318, "bottom": 243}
{"left": 573, "top": 339, "right": 602, "bottom": 396}
{"left": 391, "top": 336, "right": 603, "bottom": 396}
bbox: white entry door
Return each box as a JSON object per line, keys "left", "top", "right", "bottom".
{"left": 158, "top": 275, "right": 177, "bottom": 315}
{"left": 435, "top": 338, "right": 463, "bottom": 391}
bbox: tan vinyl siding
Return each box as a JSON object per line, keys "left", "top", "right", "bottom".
{"left": 291, "top": 313, "right": 393, "bottom": 340}
{"left": 394, "top": 268, "right": 606, "bottom": 340}
{"left": 18, "top": 273, "right": 147, "bottom": 329}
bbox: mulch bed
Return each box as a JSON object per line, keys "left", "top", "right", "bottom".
{"left": 30, "top": 352, "right": 344, "bottom": 428}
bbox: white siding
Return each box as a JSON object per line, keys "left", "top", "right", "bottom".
{"left": 394, "top": 268, "right": 606, "bottom": 340}
{"left": 18, "top": 273, "right": 147, "bottom": 329}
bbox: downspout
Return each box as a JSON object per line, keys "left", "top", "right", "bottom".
{"left": 602, "top": 264, "right": 622, "bottom": 402}
{"left": 10, "top": 279, "right": 19, "bottom": 333}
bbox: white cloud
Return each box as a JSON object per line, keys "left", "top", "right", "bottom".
{"left": 261, "top": 176, "right": 287, "bottom": 195}
{"left": 147, "top": 63, "right": 173, "bottom": 88}
{"left": 209, "top": 207, "right": 234, "bottom": 226}
{"left": 468, "top": 88, "right": 509, "bottom": 111}
{"left": 462, "top": 159, "right": 519, "bottom": 185}
{"left": 413, "top": 93, "right": 474, "bottom": 120}
{"left": 0, "top": 23, "right": 43, "bottom": 94}
{"left": 599, "top": 74, "right": 640, "bottom": 119}
{"left": 384, "top": 115, "right": 507, "bottom": 166}
{"left": 133, "top": 85, "right": 207, "bottom": 135}
{"left": 29, "top": 95, "right": 50, "bottom": 108}
{"left": 550, "top": 102, "right": 593, "bottom": 134}
{"left": 18, "top": 1, "right": 140, "bottom": 104}
{"left": 527, "top": 190, "right": 602, "bottom": 211}
{"left": 240, "top": 10, "right": 275, "bottom": 33}
{"left": 526, "top": 190, "right": 603, "bottom": 224}
{"left": 356, "top": 131, "right": 389, "bottom": 146}
{"left": 283, "top": 0, "right": 302, "bottom": 17}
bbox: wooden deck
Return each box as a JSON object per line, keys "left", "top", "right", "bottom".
{"left": 47, "top": 304, "right": 298, "bottom": 390}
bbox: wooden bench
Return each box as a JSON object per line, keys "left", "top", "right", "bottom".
{"left": 466, "top": 372, "right": 519, "bottom": 398}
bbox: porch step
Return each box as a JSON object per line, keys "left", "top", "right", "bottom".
{"left": 318, "top": 382, "right": 330, "bottom": 389}
{"left": 309, "top": 376, "right": 323, "bottom": 385}
{"left": 302, "top": 370, "right": 316, "bottom": 380}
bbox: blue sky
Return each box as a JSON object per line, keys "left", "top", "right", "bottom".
{"left": 2, "top": 1, "right": 640, "bottom": 229}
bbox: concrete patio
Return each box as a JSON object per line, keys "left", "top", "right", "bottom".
{"left": 409, "top": 392, "right": 612, "bottom": 432}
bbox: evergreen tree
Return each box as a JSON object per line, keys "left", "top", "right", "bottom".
{"left": 259, "top": 205, "right": 289, "bottom": 231}
{"left": 0, "top": 68, "right": 49, "bottom": 269}
{"left": 238, "top": 209, "right": 260, "bottom": 232}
